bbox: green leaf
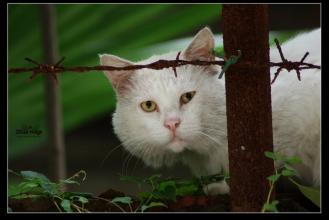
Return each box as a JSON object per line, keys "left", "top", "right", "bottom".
{"left": 141, "top": 202, "right": 168, "bottom": 212}
{"left": 18, "top": 181, "right": 39, "bottom": 190}
{"left": 176, "top": 184, "right": 199, "bottom": 196}
{"left": 282, "top": 164, "right": 300, "bottom": 177}
{"left": 264, "top": 151, "right": 277, "bottom": 160}
{"left": 20, "top": 171, "right": 50, "bottom": 182}
{"left": 267, "top": 174, "right": 281, "bottom": 182}
{"left": 9, "top": 181, "right": 44, "bottom": 197}
{"left": 63, "top": 191, "right": 93, "bottom": 198}
{"left": 70, "top": 196, "right": 89, "bottom": 204}
{"left": 157, "top": 184, "right": 177, "bottom": 202}
{"left": 157, "top": 180, "right": 176, "bottom": 191}
{"left": 8, "top": 184, "right": 21, "bottom": 197}
{"left": 137, "top": 191, "right": 152, "bottom": 201}
{"left": 263, "top": 200, "right": 279, "bottom": 212}
{"left": 60, "top": 179, "right": 80, "bottom": 185}
{"left": 282, "top": 169, "right": 297, "bottom": 177}
{"left": 284, "top": 156, "right": 303, "bottom": 164}
{"left": 146, "top": 174, "right": 162, "bottom": 183}
{"left": 40, "top": 182, "right": 60, "bottom": 195}
{"left": 218, "top": 50, "right": 242, "bottom": 79}
{"left": 61, "top": 199, "right": 72, "bottom": 212}
{"left": 10, "top": 194, "right": 42, "bottom": 199}
{"left": 289, "top": 178, "right": 320, "bottom": 208}
{"left": 111, "top": 196, "right": 133, "bottom": 205}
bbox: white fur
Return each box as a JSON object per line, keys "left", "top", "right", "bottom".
{"left": 100, "top": 27, "right": 321, "bottom": 195}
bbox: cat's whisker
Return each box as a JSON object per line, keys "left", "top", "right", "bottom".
{"left": 131, "top": 155, "right": 143, "bottom": 176}
{"left": 121, "top": 152, "right": 131, "bottom": 176}
{"left": 99, "top": 142, "right": 126, "bottom": 168}
{"left": 196, "top": 131, "right": 222, "bottom": 146}
{"left": 100, "top": 136, "right": 147, "bottom": 168}
{"left": 122, "top": 139, "right": 149, "bottom": 176}
{"left": 125, "top": 154, "right": 135, "bottom": 176}
{"left": 132, "top": 142, "right": 154, "bottom": 175}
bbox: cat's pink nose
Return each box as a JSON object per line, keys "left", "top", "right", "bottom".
{"left": 164, "top": 118, "right": 181, "bottom": 132}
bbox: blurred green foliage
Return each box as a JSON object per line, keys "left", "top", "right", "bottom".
{"left": 8, "top": 4, "right": 222, "bottom": 158}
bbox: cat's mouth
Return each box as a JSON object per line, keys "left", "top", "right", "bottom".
{"left": 167, "top": 136, "right": 187, "bottom": 153}
{"left": 171, "top": 136, "right": 185, "bottom": 143}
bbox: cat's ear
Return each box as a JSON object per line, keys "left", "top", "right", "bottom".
{"left": 99, "top": 54, "right": 135, "bottom": 93}
{"left": 183, "top": 27, "right": 215, "bottom": 61}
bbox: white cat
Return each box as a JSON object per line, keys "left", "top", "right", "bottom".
{"left": 99, "top": 27, "right": 321, "bottom": 195}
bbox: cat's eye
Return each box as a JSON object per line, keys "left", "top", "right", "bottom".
{"left": 180, "top": 91, "right": 196, "bottom": 104}
{"left": 140, "top": 100, "right": 157, "bottom": 112}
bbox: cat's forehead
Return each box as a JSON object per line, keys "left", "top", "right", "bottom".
{"left": 130, "top": 66, "right": 206, "bottom": 99}
{"left": 124, "top": 52, "right": 219, "bottom": 102}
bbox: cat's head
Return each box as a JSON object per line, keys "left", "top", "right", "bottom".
{"left": 99, "top": 27, "right": 225, "bottom": 168}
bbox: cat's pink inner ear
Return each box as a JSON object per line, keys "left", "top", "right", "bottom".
{"left": 99, "top": 54, "right": 135, "bottom": 93}
{"left": 183, "top": 27, "right": 215, "bottom": 61}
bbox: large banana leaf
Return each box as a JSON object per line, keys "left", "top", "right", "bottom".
{"left": 8, "top": 4, "right": 222, "bottom": 158}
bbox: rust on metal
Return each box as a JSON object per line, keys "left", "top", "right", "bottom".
{"left": 222, "top": 4, "right": 275, "bottom": 212}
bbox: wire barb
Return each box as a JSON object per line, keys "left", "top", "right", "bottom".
{"left": 270, "top": 38, "right": 320, "bottom": 84}
{"left": 172, "top": 51, "right": 181, "bottom": 78}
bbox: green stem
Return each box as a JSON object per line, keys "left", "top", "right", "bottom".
{"left": 52, "top": 199, "right": 63, "bottom": 212}
{"left": 71, "top": 202, "right": 89, "bottom": 213}
{"left": 94, "top": 196, "right": 127, "bottom": 213}
{"left": 261, "top": 169, "right": 278, "bottom": 212}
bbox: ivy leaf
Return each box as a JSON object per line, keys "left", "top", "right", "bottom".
{"left": 284, "top": 156, "right": 303, "bottom": 164}
{"left": 40, "top": 182, "right": 60, "bottom": 196}
{"left": 263, "top": 200, "right": 279, "bottom": 212}
{"left": 289, "top": 178, "right": 320, "bottom": 207}
{"left": 160, "top": 185, "right": 177, "bottom": 202}
{"left": 60, "top": 199, "right": 72, "bottom": 212}
{"left": 283, "top": 163, "right": 299, "bottom": 177}
{"left": 264, "top": 151, "right": 285, "bottom": 161}
{"left": 20, "top": 171, "right": 50, "bottom": 182}
{"left": 8, "top": 184, "right": 21, "bottom": 197}
{"left": 137, "top": 191, "right": 152, "bottom": 201}
{"left": 141, "top": 202, "right": 168, "bottom": 212}
{"left": 15, "top": 182, "right": 38, "bottom": 194}
{"left": 157, "top": 181, "right": 176, "bottom": 191}
{"left": 63, "top": 191, "right": 93, "bottom": 198}
{"left": 267, "top": 174, "right": 281, "bottom": 182}
{"left": 111, "top": 196, "right": 133, "bottom": 205}
{"left": 70, "top": 196, "right": 89, "bottom": 204}
{"left": 264, "top": 151, "right": 277, "bottom": 160}
{"left": 145, "top": 174, "right": 162, "bottom": 184}
{"left": 176, "top": 184, "right": 199, "bottom": 196}
{"left": 60, "top": 179, "right": 80, "bottom": 185}
{"left": 19, "top": 181, "right": 41, "bottom": 194}
{"left": 282, "top": 169, "right": 297, "bottom": 177}
{"left": 218, "top": 50, "right": 242, "bottom": 79}
{"left": 10, "top": 194, "right": 42, "bottom": 199}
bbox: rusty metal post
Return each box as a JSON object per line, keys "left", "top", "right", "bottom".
{"left": 222, "top": 5, "right": 275, "bottom": 211}
{"left": 40, "top": 4, "right": 67, "bottom": 183}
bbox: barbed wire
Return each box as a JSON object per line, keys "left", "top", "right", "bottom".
{"left": 8, "top": 39, "right": 320, "bottom": 84}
